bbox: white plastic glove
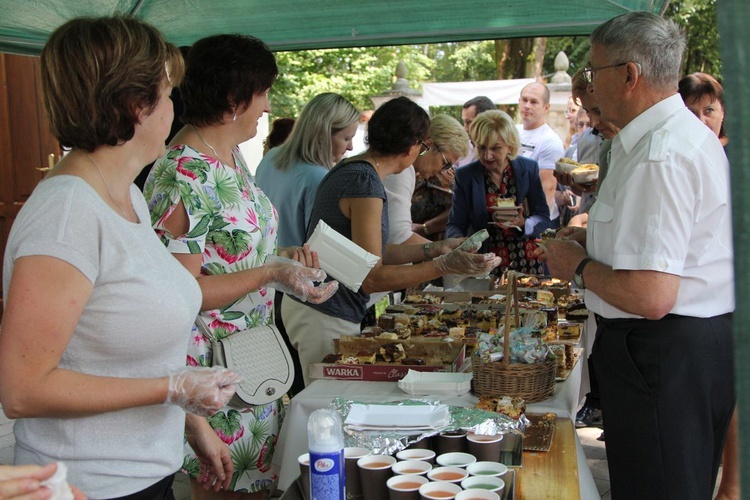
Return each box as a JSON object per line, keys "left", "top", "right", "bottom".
{"left": 265, "top": 256, "right": 339, "bottom": 304}
{"left": 166, "top": 366, "right": 241, "bottom": 416}
{"left": 434, "top": 249, "right": 501, "bottom": 276}
{"left": 427, "top": 238, "right": 466, "bottom": 257}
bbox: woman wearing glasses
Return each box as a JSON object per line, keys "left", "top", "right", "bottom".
{"left": 447, "top": 109, "right": 551, "bottom": 275}
{"left": 282, "top": 98, "right": 501, "bottom": 386}
{"left": 382, "top": 114, "right": 469, "bottom": 244}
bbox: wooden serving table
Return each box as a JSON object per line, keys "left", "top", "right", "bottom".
{"left": 516, "top": 417, "right": 581, "bottom": 500}
{"left": 273, "top": 359, "right": 597, "bottom": 499}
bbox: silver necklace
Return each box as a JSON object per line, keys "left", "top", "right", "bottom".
{"left": 191, "top": 124, "right": 234, "bottom": 168}
{"left": 87, "top": 153, "right": 131, "bottom": 219}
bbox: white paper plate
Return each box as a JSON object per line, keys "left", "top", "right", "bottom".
{"left": 398, "top": 370, "right": 473, "bottom": 396}
{"left": 306, "top": 220, "right": 380, "bottom": 293}
{"left": 345, "top": 402, "right": 451, "bottom": 430}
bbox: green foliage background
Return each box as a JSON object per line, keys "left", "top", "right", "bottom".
{"left": 270, "top": 0, "right": 719, "bottom": 120}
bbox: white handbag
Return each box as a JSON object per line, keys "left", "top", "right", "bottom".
{"left": 202, "top": 323, "right": 294, "bottom": 407}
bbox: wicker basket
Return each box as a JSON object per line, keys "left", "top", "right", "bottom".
{"left": 472, "top": 271, "right": 556, "bottom": 403}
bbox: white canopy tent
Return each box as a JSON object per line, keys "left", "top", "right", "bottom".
{"left": 420, "top": 78, "right": 536, "bottom": 108}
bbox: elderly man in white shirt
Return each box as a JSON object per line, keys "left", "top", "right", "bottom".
{"left": 538, "top": 12, "right": 734, "bottom": 500}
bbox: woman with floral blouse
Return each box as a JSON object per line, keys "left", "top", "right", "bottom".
{"left": 143, "top": 34, "right": 336, "bottom": 499}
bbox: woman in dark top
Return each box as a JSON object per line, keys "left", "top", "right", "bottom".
{"left": 282, "top": 97, "right": 501, "bottom": 385}
{"left": 446, "top": 110, "right": 551, "bottom": 275}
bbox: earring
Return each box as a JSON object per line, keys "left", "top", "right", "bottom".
{"left": 233, "top": 112, "right": 237, "bottom": 122}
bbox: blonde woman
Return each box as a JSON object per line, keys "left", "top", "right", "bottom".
{"left": 255, "top": 92, "right": 360, "bottom": 248}
{"left": 446, "top": 110, "right": 551, "bottom": 274}
{"left": 397, "top": 114, "right": 470, "bottom": 243}
{"left": 255, "top": 92, "right": 359, "bottom": 397}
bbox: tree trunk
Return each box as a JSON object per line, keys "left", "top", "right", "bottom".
{"left": 530, "top": 37, "right": 547, "bottom": 81}
{"left": 496, "top": 37, "right": 534, "bottom": 79}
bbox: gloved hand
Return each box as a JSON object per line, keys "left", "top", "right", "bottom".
{"left": 265, "top": 256, "right": 339, "bottom": 304}
{"left": 166, "top": 366, "right": 241, "bottom": 416}
{"left": 434, "top": 249, "right": 502, "bottom": 276}
{"left": 427, "top": 238, "right": 467, "bottom": 257}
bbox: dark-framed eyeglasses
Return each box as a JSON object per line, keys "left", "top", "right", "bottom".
{"left": 439, "top": 150, "right": 453, "bottom": 171}
{"left": 418, "top": 140, "right": 431, "bottom": 157}
{"left": 582, "top": 61, "right": 641, "bottom": 83}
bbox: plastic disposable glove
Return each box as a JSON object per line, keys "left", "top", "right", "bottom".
{"left": 427, "top": 238, "right": 466, "bottom": 257}
{"left": 166, "top": 366, "right": 241, "bottom": 416}
{"left": 265, "top": 256, "right": 339, "bottom": 304}
{"left": 434, "top": 249, "right": 502, "bottom": 276}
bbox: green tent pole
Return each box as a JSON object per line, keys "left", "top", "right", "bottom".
{"left": 718, "top": 0, "right": 749, "bottom": 496}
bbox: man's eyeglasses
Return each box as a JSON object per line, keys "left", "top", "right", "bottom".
{"left": 439, "top": 150, "right": 453, "bottom": 171}
{"left": 582, "top": 61, "right": 641, "bottom": 83}
{"left": 418, "top": 140, "right": 431, "bottom": 157}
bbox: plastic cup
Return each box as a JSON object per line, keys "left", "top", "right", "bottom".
{"left": 345, "top": 447, "right": 372, "bottom": 500}
{"left": 391, "top": 459, "right": 432, "bottom": 476}
{"left": 387, "top": 474, "right": 429, "bottom": 500}
{"left": 460, "top": 475, "right": 505, "bottom": 495}
{"left": 426, "top": 466, "right": 469, "bottom": 484}
{"left": 466, "top": 433, "right": 503, "bottom": 463}
{"left": 419, "top": 481, "right": 462, "bottom": 500}
{"left": 436, "top": 452, "right": 477, "bottom": 468}
{"left": 357, "top": 454, "right": 397, "bottom": 500}
{"left": 396, "top": 448, "right": 436, "bottom": 464}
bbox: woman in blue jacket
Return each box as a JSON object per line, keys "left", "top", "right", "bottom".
{"left": 446, "top": 110, "right": 550, "bottom": 274}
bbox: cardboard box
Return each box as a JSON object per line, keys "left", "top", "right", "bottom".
{"left": 309, "top": 339, "right": 466, "bottom": 382}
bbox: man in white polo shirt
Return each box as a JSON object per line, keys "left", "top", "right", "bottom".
{"left": 538, "top": 12, "right": 734, "bottom": 500}
{"left": 516, "top": 82, "right": 565, "bottom": 227}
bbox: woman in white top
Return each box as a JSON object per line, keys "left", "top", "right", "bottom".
{"left": 0, "top": 16, "right": 239, "bottom": 499}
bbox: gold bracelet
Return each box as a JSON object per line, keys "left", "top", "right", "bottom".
{"left": 423, "top": 243, "right": 431, "bottom": 260}
{"left": 422, "top": 223, "right": 429, "bottom": 235}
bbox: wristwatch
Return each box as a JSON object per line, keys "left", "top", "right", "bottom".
{"left": 573, "top": 257, "right": 593, "bottom": 289}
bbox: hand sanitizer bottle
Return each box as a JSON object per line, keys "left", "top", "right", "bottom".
{"left": 308, "top": 408, "right": 345, "bottom": 500}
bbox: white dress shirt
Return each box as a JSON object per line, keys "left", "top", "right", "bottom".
{"left": 585, "top": 94, "right": 734, "bottom": 319}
